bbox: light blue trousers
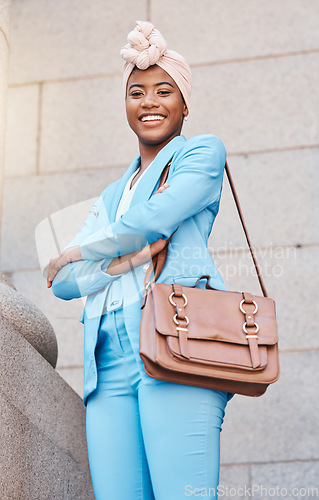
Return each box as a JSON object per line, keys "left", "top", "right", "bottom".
{"left": 86, "top": 309, "right": 232, "bottom": 500}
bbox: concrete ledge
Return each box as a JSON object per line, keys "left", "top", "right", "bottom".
{"left": 0, "top": 280, "right": 58, "bottom": 367}
{"left": 0, "top": 391, "right": 94, "bottom": 500}
{"left": 0, "top": 315, "right": 94, "bottom": 498}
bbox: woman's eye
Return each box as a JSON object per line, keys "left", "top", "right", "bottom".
{"left": 130, "top": 91, "right": 143, "bottom": 97}
{"left": 158, "top": 90, "right": 171, "bottom": 95}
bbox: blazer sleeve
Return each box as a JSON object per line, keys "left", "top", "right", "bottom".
{"left": 80, "top": 135, "right": 226, "bottom": 261}
{"left": 51, "top": 195, "right": 120, "bottom": 300}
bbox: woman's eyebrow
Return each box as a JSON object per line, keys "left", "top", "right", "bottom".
{"left": 128, "top": 83, "right": 144, "bottom": 91}
{"left": 128, "top": 81, "right": 174, "bottom": 91}
{"left": 154, "top": 81, "right": 174, "bottom": 87}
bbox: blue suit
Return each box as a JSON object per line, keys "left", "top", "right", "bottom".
{"left": 52, "top": 133, "right": 227, "bottom": 404}
{"left": 52, "top": 134, "right": 231, "bottom": 500}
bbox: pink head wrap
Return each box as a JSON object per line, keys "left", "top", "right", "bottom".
{"left": 121, "top": 21, "right": 192, "bottom": 111}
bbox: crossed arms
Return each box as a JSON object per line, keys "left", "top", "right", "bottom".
{"left": 47, "top": 136, "right": 226, "bottom": 300}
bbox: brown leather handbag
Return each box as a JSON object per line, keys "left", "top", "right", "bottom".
{"left": 139, "top": 162, "right": 279, "bottom": 397}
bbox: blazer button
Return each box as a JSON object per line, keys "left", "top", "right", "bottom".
{"left": 143, "top": 264, "right": 150, "bottom": 273}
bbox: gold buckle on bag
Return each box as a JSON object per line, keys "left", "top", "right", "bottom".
{"left": 169, "top": 292, "right": 188, "bottom": 307}
{"left": 173, "top": 314, "right": 189, "bottom": 327}
{"left": 239, "top": 299, "right": 258, "bottom": 315}
{"left": 243, "top": 322, "right": 259, "bottom": 335}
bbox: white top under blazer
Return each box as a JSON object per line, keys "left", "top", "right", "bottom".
{"left": 115, "top": 164, "right": 150, "bottom": 221}
{"left": 103, "top": 162, "right": 152, "bottom": 313}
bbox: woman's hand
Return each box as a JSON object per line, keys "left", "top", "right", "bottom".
{"left": 47, "top": 245, "right": 82, "bottom": 288}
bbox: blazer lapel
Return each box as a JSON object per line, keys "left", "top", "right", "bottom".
{"left": 130, "top": 135, "right": 186, "bottom": 207}
{"left": 104, "top": 135, "right": 186, "bottom": 222}
{"left": 105, "top": 156, "right": 141, "bottom": 223}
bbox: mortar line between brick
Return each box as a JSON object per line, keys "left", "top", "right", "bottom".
{"left": 227, "top": 143, "right": 319, "bottom": 157}
{"left": 4, "top": 163, "right": 127, "bottom": 179}
{"left": 210, "top": 242, "right": 318, "bottom": 257}
{"left": 3, "top": 143, "right": 319, "bottom": 181}
{"left": 36, "top": 83, "right": 42, "bottom": 175}
{"left": 279, "top": 348, "right": 319, "bottom": 354}
{"left": 0, "top": 25, "right": 9, "bottom": 49}
{"left": 147, "top": 0, "right": 151, "bottom": 21}
{"left": 191, "top": 47, "right": 319, "bottom": 68}
{"left": 57, "top": 365, "right": 83, "bottom": 370}
{"left": 248, "top": 464, "right": 252, "bottom": 491}
{"left": 8, "top": 48, "right": 319, "bottom": 88}
{"left": 1, "top": 267, "right": 43, "bottom": 274}
{"left": 221, "top": 457, "right": 319, "bottom": 467}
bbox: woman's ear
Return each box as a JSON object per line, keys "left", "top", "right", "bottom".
{"left": 183, "top": 105, "right": 189, "bottom": 118}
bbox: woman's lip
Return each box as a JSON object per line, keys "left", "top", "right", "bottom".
{"left": 139, "top": 115, "right": 167, "bottom": 127}
{"left": 139, "top": 114, "right": 166, "bottom": 122}
{"left": 139, "top": 119, "right": 166, "bottom": 127}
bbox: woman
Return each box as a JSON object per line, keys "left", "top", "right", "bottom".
{"left": 47, "top": 21, "right": 233, "bottom": 500}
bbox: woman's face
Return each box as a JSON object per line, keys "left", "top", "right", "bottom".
{"left": 125, "top": 65, "right": 188, "bottom": 149}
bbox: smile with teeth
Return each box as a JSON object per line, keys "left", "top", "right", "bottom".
{"left": 140, "top": 115, "right": 165, "bottom": 122}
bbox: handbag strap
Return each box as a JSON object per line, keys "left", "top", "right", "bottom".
{"left": 224, "top": 162, "right": 268, "bottom": 297}
{"left": 144, "top": 160, "right": 269, "bottom": 298}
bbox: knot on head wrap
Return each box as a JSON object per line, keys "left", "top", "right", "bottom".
{"left": 120, "top": 20, "right": 167, "bottom": 70}
{"left": 121, "top": 20, "right": 192, "bottom": 112}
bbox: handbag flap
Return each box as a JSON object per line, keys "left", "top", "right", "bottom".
{"left": 166, "top": 336, "right": 268, "bottom": 370}
{"left": 151, "top": 283, "right": 278, "bottom": 346}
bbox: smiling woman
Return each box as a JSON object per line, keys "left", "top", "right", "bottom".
{"left": 47, "top": 20, "right": 231, "bottom": 500}
{"left": 125, "top": 65, "right": 188, "bottom": 176}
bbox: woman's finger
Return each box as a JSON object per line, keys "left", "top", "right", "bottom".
{"left": 148, "top": 238, "right": 167, "bottom": 257}
{"left": 154, "top": 183, "right": 169, "bottom": 194}
{"left": 46, "top": 256, "right": 64, "bottom": 285}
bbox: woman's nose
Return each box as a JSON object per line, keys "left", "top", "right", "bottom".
{"left": 141, "top": 94, "right": 159, "bottom": 108}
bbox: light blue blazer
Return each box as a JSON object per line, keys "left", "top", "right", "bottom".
{"left": 52, "top": 134, "right": 227, "bottom": 405}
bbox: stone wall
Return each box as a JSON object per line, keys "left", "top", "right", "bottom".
{"left": 2, "top": 1, "right": 319, "bottom": 497}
